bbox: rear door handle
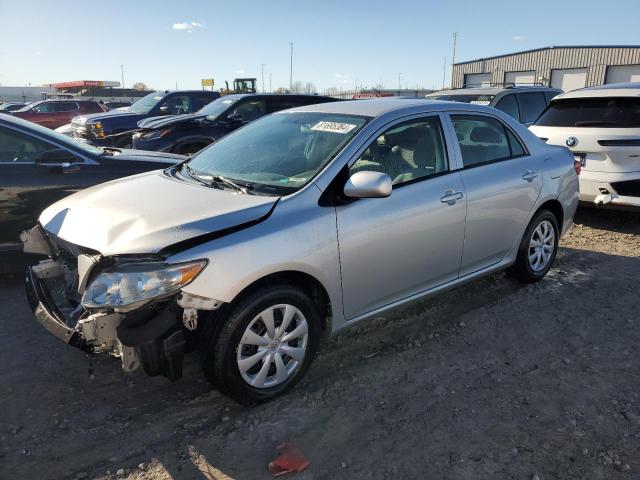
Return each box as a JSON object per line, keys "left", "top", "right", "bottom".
{"left": 522, "top": 170, "right": 539, "bottom": 182}
{"left": 440, "top": 190, "right": 464, "bottom": 205}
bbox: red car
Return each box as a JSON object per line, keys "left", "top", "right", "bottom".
{"left": 10, "top": 99, "right": 106, "bottom": 129}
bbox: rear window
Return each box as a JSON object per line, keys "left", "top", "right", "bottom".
{"left": 536, "top": 97, "right": 640, "bottom": 128}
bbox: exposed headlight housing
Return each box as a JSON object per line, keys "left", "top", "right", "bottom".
{"left": 82, "top": 260, "right": 207, "bottom": 311}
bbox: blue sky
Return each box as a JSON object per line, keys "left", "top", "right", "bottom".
{"left": 1, "top": 0, "right": 639, "bottom": 93}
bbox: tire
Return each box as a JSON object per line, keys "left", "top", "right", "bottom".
{"left": 200, "top": 284, "right": 321, "bottom": 404}
{"left": 507, "top": 209, "right": 559, "bottom": 283}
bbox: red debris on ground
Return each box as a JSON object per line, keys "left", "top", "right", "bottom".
{"left": 268, "top": 442, "right": 310, "bottom": 477}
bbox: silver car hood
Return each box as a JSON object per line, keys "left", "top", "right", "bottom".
{"left": 39, "top": 169, "right": 277, "bottom": 255}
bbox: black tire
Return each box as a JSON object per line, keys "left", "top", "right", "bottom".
{"left": 200, "top": 284, "right": 321, "bottom": 404}
{"left": 507, "top": 209, "right": 559, "bottom": 283}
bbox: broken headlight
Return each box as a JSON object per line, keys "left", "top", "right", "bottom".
{"left": 82, "top": 260, "right": 207, "bottom": 310}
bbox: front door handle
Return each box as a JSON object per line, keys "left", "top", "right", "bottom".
{"left": 440, "top": 190, "right": 464, "bottom": 205}
{"left": 522, "top": 170, "right": 539, "bottom": 182}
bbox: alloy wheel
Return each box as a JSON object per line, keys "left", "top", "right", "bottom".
{"left": 528, "top": 220, "right": 555, "bottom": 272}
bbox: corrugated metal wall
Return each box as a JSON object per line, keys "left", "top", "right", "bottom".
{"left": 452, "top": 47, "right": 640, "bottom": 88}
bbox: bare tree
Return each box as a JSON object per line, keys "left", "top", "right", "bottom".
{"left": 290, "top": 81, "right": 304, "bottom": 93}
{"left": 303, "top": 82, "right": 317, "bottom": 94}
{"left": 273, "top": 87, "right": 289, "bottom": 94}
{"left": 325, "top": 86, "right": 340, "bottom": 96}
{"left": 132, "top": 82, "right": 150, "bottom": 91}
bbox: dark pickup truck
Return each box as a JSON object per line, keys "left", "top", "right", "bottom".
{"left": 71, "top": 90, "right": 220, "bottom": 148}
{"left": 132, "top": 94, "right": 339, "bottom": 155}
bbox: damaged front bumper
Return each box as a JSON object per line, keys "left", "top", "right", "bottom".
{"left": 22, "top": 225, "right": 221, "bottom": 382}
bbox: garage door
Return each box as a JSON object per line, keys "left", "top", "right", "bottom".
{"left": 464, "top": 73, "right": 492, "bottom": 88}
{"left": 605, "top": 65, "right": 640, "bottom": 84}
{"left": 550, "top": 68, "right": 587, "bottom": 92}
{"left": 505, "top": 70, "right": 536, "bottom": 86}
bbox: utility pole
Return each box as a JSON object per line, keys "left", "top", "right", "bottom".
{"left": 260, "top": 64, "right": 266, "bottom": 92}
{"left": 451, "top": 32, "right": 458, "bottom": 88}
{"left": 269, "top": 73, "right": 272, "bottom": 93}
{"left": 398, "top": 72, "right": 402, "bottom": 93}
{"left": 120, "top": 64, "right": 125, "bottom": 89}
{"left": 442, "top": 56, "right": 447, "bottom": 90}
{"left": 289, "top": 42, "right": 293, "bottom": 92}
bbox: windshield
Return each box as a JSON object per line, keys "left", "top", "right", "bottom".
{"left": 536, "top": 97, "right": 640, "bottom": 127}
{"left": 128, "top": 91, "right": 166, "bottom": 114}
{"left": 198, "top": 96, "right": 241, "bottom": 119}
{"left": 426, "top": 94, "right": 495, "bottom": 106}
{"left": 185, "top": 112, "right": 368, "bottom": 195}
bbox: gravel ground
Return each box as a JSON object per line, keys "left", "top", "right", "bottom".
{"left": 0, "top": 208, "right": 638, "bottom": 480}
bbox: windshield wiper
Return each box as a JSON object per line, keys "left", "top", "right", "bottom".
{"left": 182, "top": 164, "right": 251, "bottom": 194}
{"left": 210, "top": 175, "right": 250, "bottom": 194}
{"left": 101, "top": 147, "right": 122, "bottom": 156}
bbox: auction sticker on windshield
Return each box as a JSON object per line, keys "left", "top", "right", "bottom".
{"left": 470, "top": 100, "right": 491, "bottom": 106}
{"left": 311, "top": 121, "right": 357, "bottom": 134}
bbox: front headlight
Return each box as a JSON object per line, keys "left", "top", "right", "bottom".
{"left": 82, "top": 260, "right": 207, "bottom": 310}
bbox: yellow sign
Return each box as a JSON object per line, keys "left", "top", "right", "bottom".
{"left": 201, "top": 78, "right": 215, "bottom": 87}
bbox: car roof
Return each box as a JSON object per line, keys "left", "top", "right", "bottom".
{"left": 283, "top": 98, "right": 495, "bottom": 117}
{"left": 555, "top": 82, "right": 640, "bottom": 100}
{"left": 428, "top": 86, "right": 561, "bottom": 97}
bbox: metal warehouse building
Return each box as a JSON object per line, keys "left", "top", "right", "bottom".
{"left": 452, "top": 46, "right": 640, "bottom": 92}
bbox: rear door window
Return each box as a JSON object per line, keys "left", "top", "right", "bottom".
{"left": 450, "top": 115, "right": 526, "bottom": 167}
{"left": 54, "top": 102, "right": 79, "bottom": 112}
{"left": 536, "top": 97, "right": 640, "bottom": 127}
{"left": 517, "top": 92, "right": 547, "bottom": 124}
{"left": 494, "top": 94, "right": 520, "bottom": 122}
{"left": 191, "top": 93, "right": 218, "bottom": 111}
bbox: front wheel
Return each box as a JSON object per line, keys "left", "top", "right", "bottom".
{"left": 200, "top": 285, "right": 321, "bottom": 404}
{"left": 507, "top": 210, "right": 559, "bottom": 283}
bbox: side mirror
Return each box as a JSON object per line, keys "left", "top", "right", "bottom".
{"left": 159, "top": 105, "right": 170, "bottom": 115}
{"left": 343, "top": 171, "right": 392, "bottom": 199}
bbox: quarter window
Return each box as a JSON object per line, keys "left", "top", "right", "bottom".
{"left": 451, "top": 115, "right": 526, "bottom": 167}
{"left": 517, "top": 92, "right": 547, "bottom": 124}
{"left": 350, "top": 117, "right": 448, "bottom": 186}
{"left": 494, "top": 94, "right": 520, "bottom": 121}
{"left": 0, "top": 126, "right": 56, "bottom": 163}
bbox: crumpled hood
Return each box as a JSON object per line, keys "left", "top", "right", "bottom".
{"left": 39, "top": 170, "right": 277, "bottom": 255}
{"left": 137, "top": 114, "right": 207, "bottom": 130}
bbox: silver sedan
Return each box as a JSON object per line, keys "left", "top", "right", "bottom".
{"left": 25, "top": 99, "right": 579, "bottom": 404}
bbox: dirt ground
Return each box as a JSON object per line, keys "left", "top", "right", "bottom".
{"left": 1, "top": 208, "right": 639, "bottom": 480}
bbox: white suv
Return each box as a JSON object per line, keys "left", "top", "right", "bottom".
{"left": 530, "top": 82, "right": 640, "bottom": 208}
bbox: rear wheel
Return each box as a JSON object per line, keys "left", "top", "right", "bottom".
{"left": 200, "top": 284, "right": 321, "bottom": 404}
{"left": 507, "top": 210, "right": 559, "bottom": 283}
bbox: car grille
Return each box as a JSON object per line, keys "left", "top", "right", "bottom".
{"left": 611, "top": 180, "right": 640, "bottom": 197}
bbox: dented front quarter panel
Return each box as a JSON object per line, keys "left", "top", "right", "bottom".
{"left": 170, "top": 184, "right": 345, "bottom": 330}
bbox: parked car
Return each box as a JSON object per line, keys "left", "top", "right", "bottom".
{"left": 426, "top": 86, "right": 562, "bottom": 126}
{"left": 132, "top": 94, "right": 339, "bottom": 155}
{"left": 530, "top": 82, "right": 640, "bottom": 209}
{"left": 71, "top": 90, "right": 221, "bottom": 149}
{"left": 0, "top": 114, "right": 185, "bottom": 266}
{"left": 10, "top": 100, "right": 107, "bottom": 129}
{"left": 0, "top": 102, "right": 28, "bottom": 113}
{"left": 24, "top": 99, "right": 579, "bottom": 404}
